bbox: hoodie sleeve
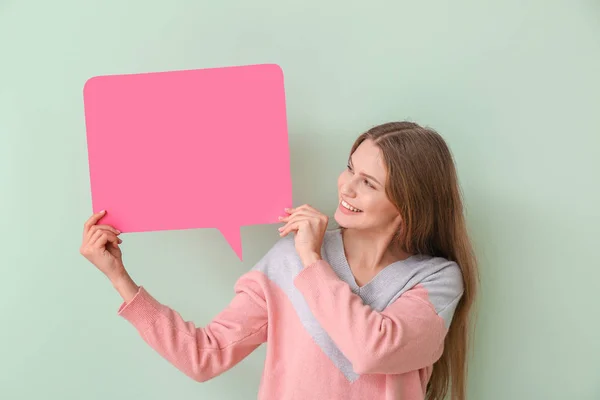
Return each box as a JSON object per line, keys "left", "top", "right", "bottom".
{"left": 294, "top": 259, "right": 464, "bottom": 375}
{"left": 117, "top": 270, "right": 269, "bottom": 382}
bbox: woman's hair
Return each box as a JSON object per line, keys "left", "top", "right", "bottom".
{"left": 348, "top": 121, "right": 479, "bottom": 400}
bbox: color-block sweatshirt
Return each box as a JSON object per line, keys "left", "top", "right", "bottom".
{"left": 118, "top": 228, "right": 464, "bottom": 400}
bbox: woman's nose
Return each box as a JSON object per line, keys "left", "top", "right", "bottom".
{"left": 340, "top": 183, "right": 355, "bottom": 197}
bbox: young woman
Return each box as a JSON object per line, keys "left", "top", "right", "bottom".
{"left": 80, "top": 121, "right": 478, "bottom": 400}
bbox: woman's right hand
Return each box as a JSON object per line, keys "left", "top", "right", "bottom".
{"left": 80, "top": 210, "right": 125, "bottom": 282}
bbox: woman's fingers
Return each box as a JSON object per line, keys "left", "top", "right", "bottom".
{"left": 89, "top": 229, "right": 106, "bottom": 247}
{"left": 279, "top": 221, "right": 300, "bottom": 237}
{"left": 86, "top": 224, "right": 120, "bottom": 242}
{"left": 83, "top": 210, "right": 120, "bottom": 237}
{"left": 90, "top": 229, "right": 119, "bottom": 248}
{"left": 279, "top": 210, "right": 315, "bottom": 222}
{"left": 84, "top": 210, "right": 106, "bottom": 236}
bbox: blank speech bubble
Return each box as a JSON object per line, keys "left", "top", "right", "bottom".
{"left": 83, "top": 64, "right": 292, "bottom": 261}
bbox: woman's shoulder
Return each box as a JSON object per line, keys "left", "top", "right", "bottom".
{"left": 404, "top": 254, "right": 463, "bottom": 295}
{"left": 267, "top": 233, "right": 298, "bottom": 258}
{"left": 250, "top": 229, "right": 340, "bottom": 277}
{"left": 249, "top": 234, "right": 301, "bottom": 277}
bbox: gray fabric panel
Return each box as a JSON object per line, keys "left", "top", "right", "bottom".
{"left": 252, "top": 228, "right": 464, "bottom": 380}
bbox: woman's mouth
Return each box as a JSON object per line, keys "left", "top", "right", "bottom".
{"left": 339, "top": 200, "right": 363, "bottom": 214}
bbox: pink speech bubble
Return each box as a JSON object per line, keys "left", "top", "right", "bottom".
{"left": 83, "top": 64, "right": 292, "bottom": 261}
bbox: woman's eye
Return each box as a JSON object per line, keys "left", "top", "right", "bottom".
{"left": 347, "top": 164, "right": 353, "bottom": 172}
{"left": 364, "top": 179, "right": 373, "bottom": 188}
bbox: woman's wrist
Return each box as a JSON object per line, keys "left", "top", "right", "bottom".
{"left": 110, "top": 269, "right": 139, "bottom": 303}
{"left": 300, "top": 252, "right": 322, "bottom": 268}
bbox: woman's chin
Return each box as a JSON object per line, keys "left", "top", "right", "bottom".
{"left": 333, "top": 210, "right": 345, "bottom": 226}
{"left": 334, "top": 209, "right": 359, "bottom": 228}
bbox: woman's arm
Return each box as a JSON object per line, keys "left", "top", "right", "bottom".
{"left": 294, "top": 259, "right": 463, "bottom": 375}
{"left": 115, "top": 270, "right": 268, "bottom": 382}
{"left": 111, "top": 271, "right": 140, "bottom": 303}
{"left": 80, "top": 211, "right": 268, "bottom": 382}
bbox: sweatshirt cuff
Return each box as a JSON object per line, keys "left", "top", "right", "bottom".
{"left": 294, "top": 259, "right": 339, "bottom": 293}
{"left": 117, "top": 286, "right": 163, "bottom": 333}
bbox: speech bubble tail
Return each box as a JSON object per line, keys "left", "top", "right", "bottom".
{"left": 218, "top": 226, "right": 243, "bottom": 261}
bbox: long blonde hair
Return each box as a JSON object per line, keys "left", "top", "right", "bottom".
{"left": 349, "top": 121, "right": 479, "bottom": 400}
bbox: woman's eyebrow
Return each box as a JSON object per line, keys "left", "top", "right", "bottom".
{"left": 349, "top": 157, "right": 381, "bottom": 186}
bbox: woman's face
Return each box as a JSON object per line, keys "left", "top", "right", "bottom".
{"left": 334, "top": 139, "right": 402, "bottom": 233}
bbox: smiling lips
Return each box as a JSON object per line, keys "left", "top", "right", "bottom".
{"left": 340, "top": 199, "right": 362, "bottom": 213}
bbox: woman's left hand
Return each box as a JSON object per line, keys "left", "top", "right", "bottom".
{"left": 278, "top": 204, "right": 328, "bottom": 267}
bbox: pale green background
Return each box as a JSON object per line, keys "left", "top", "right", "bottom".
{"left": 1, "top": 1, "right": 599, "bottom": 399}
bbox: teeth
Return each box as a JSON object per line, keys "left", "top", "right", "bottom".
{"left": 341, "top": 200, "right": 362, "bottom": 212}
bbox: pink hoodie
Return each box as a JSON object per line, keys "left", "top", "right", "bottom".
{"left": 118, "top": 228, "right": 464, "bottom": 399}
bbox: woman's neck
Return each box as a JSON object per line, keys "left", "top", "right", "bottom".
{"left": 340, "top": 227, "right": 412, "bottom": 271}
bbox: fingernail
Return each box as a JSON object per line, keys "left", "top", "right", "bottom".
{"left": 278, "top": 227, "right": 283, "bottom": 231}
